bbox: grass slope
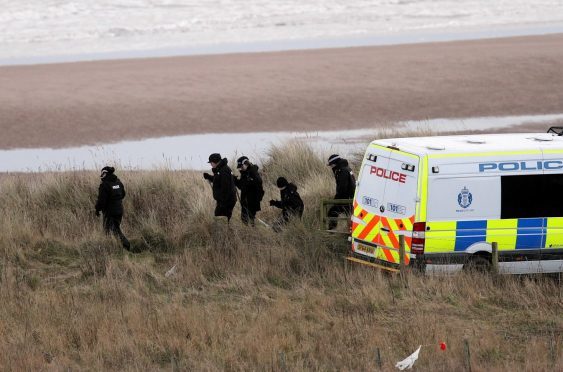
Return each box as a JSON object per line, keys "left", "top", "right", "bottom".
{"left": 0, "top": 142, "right": 561, "bottom": 371}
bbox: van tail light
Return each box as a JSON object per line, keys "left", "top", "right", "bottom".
{"left": 411, "top": 222, "right": 426, "bottom": 255}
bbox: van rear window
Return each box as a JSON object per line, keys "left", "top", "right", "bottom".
{"left": 501, "top": 174, "right": 563, "bottom": 218}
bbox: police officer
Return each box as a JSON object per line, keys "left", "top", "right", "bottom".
{"left": 95, "top": 166, "right": 131, "bottom": 250}
{"left": 234, "top": 156, "right": 264, "bottom": 226}
{"left": 203, "top": 153, "right": 237, "bottom": 221}
{"left": 327, "top": 154, "right": 356, "bottom": 230}
{"left": 269, "top": 177, "right": 304, "bottom": 231}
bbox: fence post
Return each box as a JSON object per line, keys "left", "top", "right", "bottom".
{"left": 375, "top": 347, "right": 382, "bottom": 369}
{"left": 463, "top": 338, "right": 472, "bottom": 372}
{"left": 491, "top": 241, "right": 499, "bottom": 275}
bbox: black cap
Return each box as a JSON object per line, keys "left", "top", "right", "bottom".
{"left": 237, "top": 156, "right": 249, "bottom": 169}
{"left": 276, "top": 177, "right": 288, "bottom": 188}
{"left": 208, "top": 153, "right": 222, "bottom": 163}
{"left": 327, "top": 154, "right": 341, "bottom": 166}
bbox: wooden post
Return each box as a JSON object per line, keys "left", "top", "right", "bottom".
{"left": 279, "top": 351, "right": 287, "bottom": 372}
{"left": 399, "top": 235, "right": 406, "bottom": 272}
{"left": 464, "top": 339, "right": 472, "bottom": 372}
{"left": 375, "top": 347, "right": 382, "bottom": 369}
{"left": 491, "top": 241, "right": 499, "bottom": 275}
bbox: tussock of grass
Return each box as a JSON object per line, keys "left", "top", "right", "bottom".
{"left": 0, "top": 139, "right": 561, "bottom": 371}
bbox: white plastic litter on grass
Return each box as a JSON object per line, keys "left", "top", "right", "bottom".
{"left": 395, "top": 345, "right": 421, "bottom": 370}
{"left": 165, "top": 265, "right": 177, "bottom": 278}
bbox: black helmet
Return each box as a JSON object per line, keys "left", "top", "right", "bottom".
{"left": 100, "top": 166, "right": 115, "bottom": 179}
{"left": 276, "top": 177, "right": 289, "bottom": 188}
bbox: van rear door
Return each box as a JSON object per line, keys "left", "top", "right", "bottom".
{"left": 352, "top": 145, "right": 419, "bottom": 265}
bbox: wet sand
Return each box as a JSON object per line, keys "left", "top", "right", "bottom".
{"left": 1, "top": 34, "right": 563, "bottom": 150}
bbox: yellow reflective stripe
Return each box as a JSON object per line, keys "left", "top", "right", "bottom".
{"left": 428, "top": 150, "right": 542, "bottom": 159}
{"left": 486, "top": 219, "right": 517, "bottom": 250}
{"left": 545, "top": 217, "right": 563, "bottom": 248}
{"left": 369, "top": 143, "right": 390, "bottom": 152}
{"left": 364, "top": 220, "right": 381, "bottom": 242}
{"left": 542, "top": 149, "right": 563, "bottom": 154}
{"left": 352, "top": 213, "right": 375, "bottom": 238}
{"left": 425, "top": 221, "right": 456, "bottom": 253}
{"left": 380, "top": 229, "right": 393, "bottom": 247}
{"left": 390, "top": 149, "right": 419, "bottom": 160}
{"left": 387, "top": 218, "right": 400, "bottom": 232}
{"left": 417, "top": 156, "right": 428, "bottom": 221}
{"left": 369, "top": 143, "right": 419, "bottom": 159}
{"left": 375, "top": 247, "right": 389, "bottom": 262}
{"left": 389, "top": 249, "right": 400, "bottom": 263}
{"left": 403, "top": 218, "right": 414, "bottom": 231}
{"left": 353, "top": 204, "right": 363, "bottom": 216}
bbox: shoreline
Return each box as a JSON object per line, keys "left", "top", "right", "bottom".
{"left": 3, "top": 23, "right": 563, "bottom": 67}
{"left": 1, "top": 114, "right": 562, "bottom": 173}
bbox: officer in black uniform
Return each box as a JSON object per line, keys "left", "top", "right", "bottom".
{"left": 270, "top": 177, "right": 304, "bottom": 231}
{"left": 327, "top": 154, "right": 356, "bottom": 230}
{"left": 203, "top": 153, "right": 237, "bottom": 221}
{"left": 95, "top": 166, "right": 131, "bottom": 250}
{"left": 234, "top": 156, "right": 264, "bottom": 226}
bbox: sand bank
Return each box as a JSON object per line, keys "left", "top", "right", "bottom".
{"left": 1, "top": 34, "right": 563, "bottom": 149}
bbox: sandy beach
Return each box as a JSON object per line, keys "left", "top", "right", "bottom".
{"left": 1, "top": 34, "right": 563, "bottom": 150}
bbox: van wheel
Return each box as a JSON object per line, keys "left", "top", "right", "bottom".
{"left": 464, "top": 255, "right": 491, "bottom": 272}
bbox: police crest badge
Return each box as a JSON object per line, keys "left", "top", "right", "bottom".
{"left": 457, "top": 186, "right": 473, "bottom": 209}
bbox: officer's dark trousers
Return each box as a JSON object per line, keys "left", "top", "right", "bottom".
{"left": 272, "top": 210, "right": 302, "bottom": 233}
{"left": 328, "top": 204, "right": 352, "bottom": 230}
{"left": 241, "top": 204, "right": 257, "bottom": 226}
{"left": 215, "top": 201, "right": 236, "bottom": 221}
{"left": 103, "top": 214, "right": 131, "bottom": 249}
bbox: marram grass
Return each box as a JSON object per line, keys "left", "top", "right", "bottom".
{"left": 0, "top": 141, "right": 561, "bottom": 371}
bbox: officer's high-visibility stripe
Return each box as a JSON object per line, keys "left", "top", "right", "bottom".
{"left": 486, "top": 219, "right": 517, "bottom": 250}
{"left": 545, "top": 217, "right": 563, "bottom": 248}
{"left": 516, "top": 218, "right": 544, "bottom": 249}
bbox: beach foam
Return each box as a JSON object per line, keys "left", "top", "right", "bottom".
{"left": 2, "top": 0, "right": 563, "bottom": 64}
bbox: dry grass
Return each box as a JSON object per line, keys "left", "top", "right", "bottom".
{"left": 0, "top": 142, "right": 561, "bottom": 371}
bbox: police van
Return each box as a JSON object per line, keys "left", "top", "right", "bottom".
{"left": 350, "top": 131, "right": 563, "bottom": 274}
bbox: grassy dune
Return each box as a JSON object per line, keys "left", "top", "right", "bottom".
{"left": 0, "top": 142, "right": 561, "bottom": 371}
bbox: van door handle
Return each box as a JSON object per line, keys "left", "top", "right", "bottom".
{"left": 381, "top": 227, "right": 390, "bottom": 232}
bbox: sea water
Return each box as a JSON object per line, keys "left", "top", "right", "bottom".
{"left": 1, "top": 0, "right": 563, "bottom": 64}
{"left": 1, "top": 114, "right": 562, "bottom": 173}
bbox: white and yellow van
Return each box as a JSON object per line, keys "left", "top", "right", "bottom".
{"left": 350, "top": 131, "right": 563, "bottom": 274}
